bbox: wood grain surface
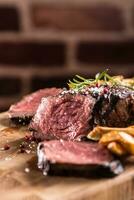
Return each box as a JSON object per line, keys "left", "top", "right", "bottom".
{"left": 0, "top": 112, "right": 134, "bottom": 200}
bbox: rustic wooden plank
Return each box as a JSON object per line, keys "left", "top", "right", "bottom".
{"left": 0, "top": 112, "right": 134, "bottom": 200}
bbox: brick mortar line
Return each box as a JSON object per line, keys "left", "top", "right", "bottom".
{"left": 66, "top": 41, "right": 77, "bottom": 70}
{"left": 124, "top": 4, "right": 134, "bottom": 36}
{"left": 0, "top": 32, "right": 131, "bottom": 42}
{"left": 118, "top": 5, "right": 131, "bottom": 36}
{"left": 29, "top": 67, "right": 75, "bottom": 77}
{"left": 0, "top": 65, "right": 132, "bottom": 78}
{"left": 0, "top": 0, "right": 130, "bottom": 7}
{"left": 18, "top": 1, "right": 33, "bottom": 32}
{"left": 0, "top": 0, "right": 21, "bottom": 5}
{"left": 0, "top": 66, "right": 72, "bottom": 78}
{"left": 25, "top": 31, "right": 129, "bottom": 41}
{"left": 28, "top": 0, "right": 132, "bottom": 7}
{"left": 0, "top": 67, "right": 32, "bottom": 77}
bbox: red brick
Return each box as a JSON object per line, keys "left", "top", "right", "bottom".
{"left": 0, "top": 6, "right": 20, "bottom": 31}
{"left": 31, "top": 4, "right": 124, "bottom": 31}
{"left": 0, "top": 77, "right": 21, "bottom": 96}
{"left": 0, "top": 42, "right": 65, "bottom": 66}
{"left": 31, "top": 76, "right": 73, "bottom": 91}
{"left": 132, "top": 7, "right": 134, "bottom": 28}
{"left": 77, "top": 41, "right": 134, "bottom": 65}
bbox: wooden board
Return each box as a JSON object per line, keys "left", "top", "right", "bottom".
{"left": 0, "top": 112, "right": 134, "bottom": 200}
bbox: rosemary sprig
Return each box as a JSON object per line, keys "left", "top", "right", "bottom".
{"left": 68, "top": 76, "right": 95, "bottom": 91}
{"left": 68, "top": 70, "right": 117, "bottom": 91}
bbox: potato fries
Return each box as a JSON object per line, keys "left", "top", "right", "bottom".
{"left": 87, "top": 126, "right": 134, "bottom": 156}
{"left": 107, "top": 142, "right": 127, "bottom": 156}
{"left": 87, "top": 126, "right": 134, "bottom": 141}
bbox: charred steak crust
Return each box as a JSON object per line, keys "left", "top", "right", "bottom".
{"left": 10, "top": 116, "right": 32, "bottom": 126}
{"left": 9, "top": 88, "right": 62, "bottom": 125}
{"left": 30, "top": 93, "right": 96, "bottom": 141}
{"left": 37, "top": 140, "right": 124, "bottom": 177}
{"left": 93, "top": 85, "right": 134, "bottom": 127}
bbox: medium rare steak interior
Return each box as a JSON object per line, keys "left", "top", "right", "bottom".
{"left": 30, "top": 92, "right": 95, "bottom": 141}
{"left": 9, "top": 88, "right": 62, "bottom": 125}
{"left": 37, "top": 140, "right": 123, "bottom": 176}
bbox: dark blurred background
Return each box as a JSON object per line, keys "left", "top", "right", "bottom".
{"left": 0, "top": 0, "right": 133, "bottom": 111}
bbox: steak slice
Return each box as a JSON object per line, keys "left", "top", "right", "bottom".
{"left": 30, "top": 93, "right": 95, "bottom": 141}
{"left": 37, "top": 140, "right": 123, "bottom": 177}
{"left": 92, "top": 85, "right": 134, "bottom": 127}
{"left": 9, "top": 88, "right": 62, "bottom": 125}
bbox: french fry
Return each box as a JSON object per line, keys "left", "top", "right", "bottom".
{"left": 118, "top": 132, "right": 134, "bottom": 155}
{"left": 100, "top": 131, "right": 134, "bottom": 155}
{"left": 99, "top": 131, "right": 121, "bottom": 145}
{"left": 87, "top": 126, "right": 134, "bottom": 141}
{"left": 107, "top": 142, "right": 127, "bottom": 156}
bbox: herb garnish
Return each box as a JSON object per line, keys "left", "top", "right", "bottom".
{"left": 68, "top": 70, "right": 117, "bottom": 91}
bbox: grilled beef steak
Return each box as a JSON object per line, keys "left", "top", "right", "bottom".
{"left": 37, "top": 140, "right": 123, "bottom": 177}
{"left": 30, "top": 85, "right": 134, "bottom": 141}
{"left": 92, "top": 85, "right": 134, "bottom": 127}
{"left": 9, "top": 88, "right": 62, "bottom": 125}
{"left": 30, "top": 93, "right": 95, "bottom": 141}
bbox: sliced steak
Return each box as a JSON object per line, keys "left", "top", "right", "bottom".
{"left": 93, "top": 85, "right": 134, "bottom": 127}
{"left": 37, "top": 140, "right": 123, "bottom": 177}
{"left": 30, "top": 93, "right": 95, "bottom": 141}
{"left": 9, "top": 88, "right": 62, "bottom": 125}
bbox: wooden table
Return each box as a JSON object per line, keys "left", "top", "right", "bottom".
{"left": 0, "top": 112, "right": 134, "bottom": 200}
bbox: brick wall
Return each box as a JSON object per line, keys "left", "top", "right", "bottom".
{"left": 0, "top": 0, "right": 133, "bottom": 111}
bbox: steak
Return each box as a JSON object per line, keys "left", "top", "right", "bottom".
{"left": 30, "top": 85, "right": 134, "bottom": 141}
{"left": 92, "top": 85, "right": 134, "bottom": 127}
{"left": 9, "top": 88, "right": 62, "bottom": 125}
{"left": 30, "top": 93, "right": 95, "bottom": 141}
{"left": 37, "top": 140, "right": 123, "bottom": 177}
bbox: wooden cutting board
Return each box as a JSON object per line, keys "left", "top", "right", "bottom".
{"left": 0, "top": 112, "right": 134, "bottom": 200}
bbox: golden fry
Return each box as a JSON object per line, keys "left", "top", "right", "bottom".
{"left": 100, "top": 131, "right": 134, "bottom": 155}
{"left": 87, "top": 126, "right": 134, "bottom": 141}
{"left": 118, "top": 132, "right": 134, "bottom": 155}
{"left": 99, "top": 131, "right": 121, "bottom": 145}
{"left": 107, "top": 142, "right": 127, "bottom": 156}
